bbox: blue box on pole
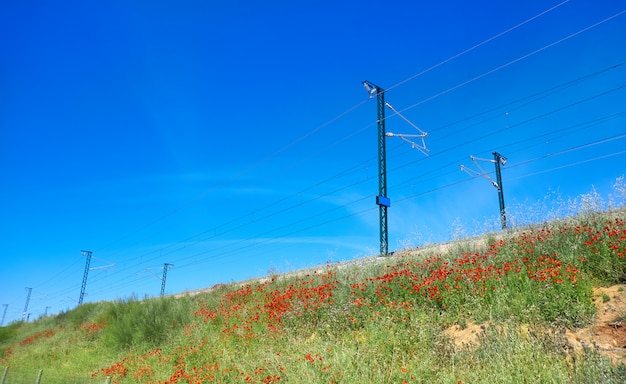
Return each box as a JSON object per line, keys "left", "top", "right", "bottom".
{"left": 376, "top": 195, "right": 390, "bottom": 207}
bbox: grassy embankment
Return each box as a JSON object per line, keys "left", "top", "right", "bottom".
{"left": 1, "top": 209, "right": 626, "bottom": 383}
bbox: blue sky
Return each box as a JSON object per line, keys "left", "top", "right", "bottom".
{"left": 1, "top": 0, "right": 625, "bottom": 324}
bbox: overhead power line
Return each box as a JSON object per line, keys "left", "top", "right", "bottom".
{"left": 509, "top": 150, "right": 626, "bottom": 181}
{"left": 43, "top": 78, "right": 626, "bottom": 306}
{"left": 386, "top": 0, "right": 572, "bottom": 92}
{"left": 18, "top": 6, "right": 626, "bottom": 315}
{"left": 395, "top": 9, "right": 626, "bottom": 115}
{"left": 89, "top": 0, "right": 574, "bottom": 259}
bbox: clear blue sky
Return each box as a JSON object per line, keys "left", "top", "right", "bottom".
{"left": 1, "top": 0, "right": 625, "bottom": 324}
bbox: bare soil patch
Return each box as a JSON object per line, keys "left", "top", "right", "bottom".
{"left": 444, "top": 321, "right": 486, "bottom": 349}
{"left": 566, "top": 285, "right": 626, "bottom": 365}
{"left": 445, "top": 285, "right": 626, "bottom": 365}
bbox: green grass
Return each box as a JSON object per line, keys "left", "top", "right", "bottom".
{"left": 2, "top": 207, "right": 626, "bottom": 383}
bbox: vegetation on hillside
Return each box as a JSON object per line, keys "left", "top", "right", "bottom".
{"left": 2, "top": 206, "right": 626, "bottom": 383}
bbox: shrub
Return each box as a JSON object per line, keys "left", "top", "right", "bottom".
{"left": 102, "top": 295, "right": 193, "bottom": 350}
{"left": 55, "top": 302, "right": 101, "bottom": 328}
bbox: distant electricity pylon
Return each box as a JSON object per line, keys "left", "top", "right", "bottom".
{"left": 160, "top": 263, "right": 174, "bottom": 297}
{"left": 22, "top": 287, "right": 32, "bottom": 321}
{"left": 460, "top": 152, "right": 508, "bottom": 229}
{"left": 78, "top": 250, "right": 92, "bottom": 305}
{"left": 363, "top": 80, "right": 429, "bottom": 256}
{"left": 78, "top": 250, "right": 115, "bottom": 305}
{"left": 1, "top": 304, "right": 7, "bottom": 326}
{"left": 139, "top": 263, "right": 174, "bottom": 296}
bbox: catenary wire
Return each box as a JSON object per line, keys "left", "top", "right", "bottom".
{"left": 90, "top": 1, "right": 575, "bottom": 256}
{"left": 89, "top": 63, "right": 626, "bottom": 278}
{"left": 385, "top": 0, "right": 571, "bottom": 93}
{"left": 391, "top": 9, "right": 626, "bottom": 115}
{"left": 48, "top": 73, "right": 626, "bottom": 304}
{"left": 15, "top": 5, "right": 624, "bottom": 312}
{"left": 97, "top": 3, "right": 609, "bottom": 256}
{"left": 165, "top": 133, "right": 626, "bottom": 272}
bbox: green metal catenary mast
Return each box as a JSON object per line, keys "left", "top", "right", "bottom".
{"left": 363, "top": 80, "right": 389, "bottom": 256}
{"left": 460, "top": 152, "right": 508, "bottom": 230}
{"left": 493, "top": 151, "right": 507, "bottom": 229}
{"left": 160, "top": 263, "right": 173, "bottom": 297}
{"left": 78, "top": 250, "right": 92, "bottom": 305}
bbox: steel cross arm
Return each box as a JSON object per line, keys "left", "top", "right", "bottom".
{"left": 460, "top": 162, "right": 499, "bottom": 189}
{"left": 384, "top": 102, "right": 428, "bottom": 137}
{"left": 386, "top": 132, "right": 429, "bottom": 155}
{"left": 384, "top": 102, "right": 429, "bottom": 155}
{"left": 138, "top": 268, "right": 163, "bottom": 280}
{"left": 470, "top": 156, "right": 492, "bottom": 180}
{"left": 469, "top": 155, "right": 496, "bottom": 163}
{"left": 89, "top": 263, "right": 115, "bottom": 271}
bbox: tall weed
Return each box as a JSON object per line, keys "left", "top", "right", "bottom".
{"left": 55, "top": 302, "right": 100, "bottom": 328}
{"left": 102, "top": 295, "right": 193, "bottom": 350}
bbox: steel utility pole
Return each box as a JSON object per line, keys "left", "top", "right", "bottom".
{"left": 22, "top": 287, "right": 32, "bottom": 321}
{"left": 1, "top": 304, "right": 7, "bottom": 326}
{"left": 160, "top": 263, "right": 173, "bottom": 297}
{"left": 460, "top": 152, "right": 508, "bottom": 230}
{"left": 78, "top": 250, "right": 93, "bottom": 305}
{"left": 493, "top": 152, "right": 507, "bottom": 229}
{"left": 363, "top": 80, "right": 389, "bottom": 256}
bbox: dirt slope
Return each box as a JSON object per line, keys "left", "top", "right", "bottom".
{"left": 566, "top": 285, "right": 626, "bottom": 365}
{"left": 445, "top": 285, "right": 626, "bottom": 365}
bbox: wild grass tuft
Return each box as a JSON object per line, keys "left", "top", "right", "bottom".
{"left": 101, "top": 295, "right": 195, "bottom": 351}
